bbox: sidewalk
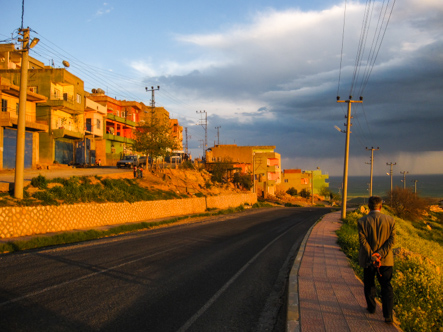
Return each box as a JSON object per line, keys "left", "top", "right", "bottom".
{"left": 288, "top": 211, "right": 401, "bottom": 332}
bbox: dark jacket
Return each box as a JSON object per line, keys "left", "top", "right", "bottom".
{"left": 358, "top": 211, "right": 395, "bottom": 268}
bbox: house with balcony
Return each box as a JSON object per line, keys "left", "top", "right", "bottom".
{"left": 74, "top": 97, "right": 107, "bottom": 165}
{"left": 0, "top": 76, "right": 49, "bottom": 169}
{"left": 88, "top": 90, "right": 140, "bottom": 166}
{"left": 205, "top": 144, "right": 281, "bottom": 197}
{"left": 0, "top": 53, "right": 86, "bottom": 165}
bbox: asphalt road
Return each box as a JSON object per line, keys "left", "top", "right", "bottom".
{"left": 0, "top": 207, "right": 329, "bottom": 332}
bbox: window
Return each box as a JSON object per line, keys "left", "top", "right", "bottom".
{"left": 16, "top": 103, "right": 19, "bottom": 115}
{"left": 76, "top": 94, "right": 81, "bottom": 104}
{"left": 53, "top": 88, "right": 61, "bottom": 99}
{"left": 96, "top": 119, "right": 101, "bottom": 129}
{"left": 29, "top": 86, "right": 38, "bottom": 93}
{"left": 1, "top": 99, "right": 7, "bottom": 112}
{"left": 284, "top": 179, "right": 288, "bottom": 183}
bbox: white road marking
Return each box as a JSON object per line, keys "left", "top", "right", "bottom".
{"left": 177, "top": 224, "right": 295, "bottom": 332}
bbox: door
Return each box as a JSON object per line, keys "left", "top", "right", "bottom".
{"left": 55, "top": 139, "right": 74, "bottom": 165}
{"left": 3, "top": 128, "right": 33, "bottom": 169}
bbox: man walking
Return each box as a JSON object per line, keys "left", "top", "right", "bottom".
{"left": 358, "top": 196, "right": 395, "bottom": 323}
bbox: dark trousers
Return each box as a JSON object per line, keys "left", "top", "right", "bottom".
{"left": 363, "top": 266, "right": 393, "bottom": 318}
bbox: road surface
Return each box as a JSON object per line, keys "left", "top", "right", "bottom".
{"left": 0, "top": 207, "right": 329, "bottom": 332}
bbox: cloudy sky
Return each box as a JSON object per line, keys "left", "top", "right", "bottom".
{"left": 2, "top": 0, "right": 442, "bottom": 176}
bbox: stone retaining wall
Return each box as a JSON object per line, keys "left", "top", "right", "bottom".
{"left": 0, "top": 193, "right": 256, "bottom": 239}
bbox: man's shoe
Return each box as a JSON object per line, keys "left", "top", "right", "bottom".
{"left": 366, "top": 308, "right": 375, "bottom": 314}
{"left": 385, "top": 317, "right": 393, "bottom": 323}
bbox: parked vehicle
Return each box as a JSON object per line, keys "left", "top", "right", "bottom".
{"left": 116, "top": 155, "right": 140, "bottom": 168}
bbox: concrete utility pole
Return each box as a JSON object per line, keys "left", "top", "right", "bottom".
{"left": 386, "top": 162, "right": 396, "bottom": 202}
{"left": 185, "top": 127, "right": 190, "bottom": 155}
{"left": 311, "top": 172, "right": 315, "bottom": 205}
{"left": 366, "top": 147, "right": 379, "bottom": 197}
{"left": 252, "top": 152, "right": 256, "bottom": 193}
{"left": 411, "top": 179, "right": 418, "bottom": 195}
{"left": 400, "top": 171, "right": 409, "bottom": 189}
{"left": 145, "top": 86, "right": 160, "bottom": 124}
{"left": 215, "top": 126, "right": 221, "bottom": 145}
{"left": 196, "top": 110, "right": 207, "bottom": 159}
{"left": 336, "top": 96, "right": 363, "bottom": 219}
{"left": 14, "top": 27, "right": 39, "bottom": 199}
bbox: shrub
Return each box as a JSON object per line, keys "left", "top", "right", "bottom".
{"left": 30, "top": 175, "right": 48, "bottom": 189}
{"left": 388, "top": 187, "right": 430, "bottom": 220}
{"left": 300, "top": 188, "right": 311, "bottom": 199}
{"left": 286, "top": 187, "right": 298, "bottom": 196}
{"left": 179, "top": 161, "right": 194, "bottom": 170}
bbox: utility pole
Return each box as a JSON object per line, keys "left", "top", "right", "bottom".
{"left": 311, "top": 171, "right": 315, "bottom": 205}
{"left": 196, "top": 110, "right": 207, "bottom": 160}
{"left": 252, "top": 152, "right": 256, "bottom": 193}
{"left": 365, "top": 147, "right": 379, "bottom": 197}
{"left": 400, "top": 171, "right": 409, "bottom": 189}
{"left": 14, "top": 27, "right": 39, "bottom": 199}
{"left": 386, "top": 162, "right": 396, "bottom": 203}
{"left": 336, "top": 96, "right": 363, "bottom": 219}
{"left": 411, "top": 179, "right": 418, "bottom": 195}
{"left": 198, "top": 139, "right": 205, "bottom": 159}
{"left": 215, "top": 126, "right": 221, "bottom": 145}
{"left": 145, "top": 86, "right": 160, "bottom": 124}
{"left": 185, "top": 127, "right": 190, "bottom": 155}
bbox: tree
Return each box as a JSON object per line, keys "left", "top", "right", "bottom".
{"left": 133, "top": 119, "right": 178, "bottom": 169}
{"left": 210, "top": 158, "right": 233, "bottom": 183}
{"left": 233, "top": 172, "right": 253, "bottom": 190}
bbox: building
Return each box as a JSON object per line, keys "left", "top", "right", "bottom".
{"left": 279, "top": 168, "right": 329, "bottom": 196}
{"left": 80, "top": 96, "right": 107, "bottom": 165}
{"left": 205, "top": 144, "right": 281, "bottom": 196}
{"left": 0, "top": 76, "right": 49, "bottom": 169}
{"left": 0, "top": 48, "right": 85, "bottom": 166}
{"left": 88, "top": 90, "right": 140, "bottom": 166}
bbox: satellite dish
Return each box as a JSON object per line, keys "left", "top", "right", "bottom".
{"left": 62, "top": 60, "right": 70, "bottom": 68}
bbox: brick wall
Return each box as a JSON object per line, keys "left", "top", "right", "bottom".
{"left": 0, "top": 193, "right": 256, "bottom": 239}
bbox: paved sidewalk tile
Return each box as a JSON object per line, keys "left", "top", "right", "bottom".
{"left": 298, "top": 212, "right": 401, "bottom": 332}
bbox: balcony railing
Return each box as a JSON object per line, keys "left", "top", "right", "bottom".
{"left": 0, "top": 112, "right": 48, "bottom": 132}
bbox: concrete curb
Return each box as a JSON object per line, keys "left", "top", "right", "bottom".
{"left": 286, "top": 214, "right": 324, "bottom": 332}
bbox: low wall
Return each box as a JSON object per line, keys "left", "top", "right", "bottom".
{"left": 0, "top": 193, "right": 256, "bottom": 239}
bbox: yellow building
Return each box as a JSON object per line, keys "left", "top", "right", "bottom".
{"left": 0, "top": 51, "right": 86, "bottom": 165}
{"left": 0, "top": 76, "right": 48, "bottom": 169}
{"left": 205, "top": 144, "right": 281, "bottom": 197}
{"left": 278, "top": 168, "right": 329, "bottom": 196}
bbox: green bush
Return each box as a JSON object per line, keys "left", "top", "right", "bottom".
{"left": 30, "top": 175, "right": 48, "bottom": 189}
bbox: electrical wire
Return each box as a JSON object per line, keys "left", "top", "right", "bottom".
{"left": 337, "top": 0, "right": 347, "bottom": 97}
